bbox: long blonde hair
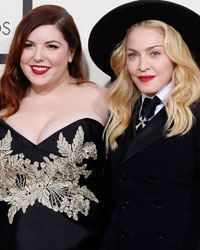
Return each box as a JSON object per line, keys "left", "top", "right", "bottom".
{"left": 105, "top": 20, "right": 200, "bottom": 150}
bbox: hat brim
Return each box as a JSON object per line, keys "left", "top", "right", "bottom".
{"left": 88, "top": 0, "right": 200, "bottom": 77}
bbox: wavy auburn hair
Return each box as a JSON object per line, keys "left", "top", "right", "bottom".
{"left": 0, "top": 5, "right": 87, "bottom": 117}
{"left": 105, "top": 20, "right": 200, "bottom": 150}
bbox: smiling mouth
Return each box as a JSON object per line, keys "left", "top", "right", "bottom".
{"left": 31, "top": 66, "right": 50, "bottom": 75}
{"left": 138, "top": 76, "right": 155, "bottom": 82}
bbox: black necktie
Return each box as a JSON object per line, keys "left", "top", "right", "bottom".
{"left": 136, "top": 96, "right": 161, "bottom": 132}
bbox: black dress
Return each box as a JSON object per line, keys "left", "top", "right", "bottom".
{"left": 0, "top": 118, "right": 108, "bottom": 250}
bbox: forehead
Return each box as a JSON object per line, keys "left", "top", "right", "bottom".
{"left": 27, "top": 24, "right": 64, "bottom": 41}
{"left": 127, "top": 27, "right": 164, "bottom": 48}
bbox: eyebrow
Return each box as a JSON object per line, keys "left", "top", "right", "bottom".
{"left": 46, "top": 40, "right": 62, "bottom": 45}
{"left": 127, "top": 45, "right": 163, "bottom": 52}
{"left": 25, "top": 39, "right": 62, "bottom": 45}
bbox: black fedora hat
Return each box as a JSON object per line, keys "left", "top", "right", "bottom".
{"left": 88, "top": 0, "right": 200, "bottom": 77}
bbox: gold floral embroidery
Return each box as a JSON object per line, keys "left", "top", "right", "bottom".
{"left": 0, "top": 126, "right": 98, "bottom": 224}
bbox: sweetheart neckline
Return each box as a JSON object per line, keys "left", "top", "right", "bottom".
{"left": 0, "top": 118, "right": 104, "bottom": 147}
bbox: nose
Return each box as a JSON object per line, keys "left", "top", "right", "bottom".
{"left": 33, "top": 47, "right": 45, "bottom": 62}
{"left": 138, "top": 55, "right": 149, "bottom": 72}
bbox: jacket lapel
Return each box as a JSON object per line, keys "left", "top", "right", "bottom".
{"left": 108, "top": 100, "right": 140, "bottom": 169}
{"left": 122, "top": 107, "right": 167, "bottom": 164}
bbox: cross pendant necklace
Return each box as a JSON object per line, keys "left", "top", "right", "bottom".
{"left": 135, "top": 116, "right": 148, "bottom": 130}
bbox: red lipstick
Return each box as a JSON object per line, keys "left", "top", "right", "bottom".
{"left": 138, "top": 75, "right": 155, "bottom": 82}
{"left": 31, "top": 65, "right": 50, "bottom": 75}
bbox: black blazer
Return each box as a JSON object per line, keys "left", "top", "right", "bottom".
{"left": 100, "top": 102, "right": 200, "bottom": 250}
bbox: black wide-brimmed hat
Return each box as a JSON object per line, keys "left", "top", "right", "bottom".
{"left": 88, "top": 0, "right": 200, "bottom": 77}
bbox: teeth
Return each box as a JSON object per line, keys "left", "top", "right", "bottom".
{"left": 32, "top": 66, "right": 48, "bottom": 71}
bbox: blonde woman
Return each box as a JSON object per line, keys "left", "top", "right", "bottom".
{"left": 88, "top": 1, "right": 200, "bottom": 250}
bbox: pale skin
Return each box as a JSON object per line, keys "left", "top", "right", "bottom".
{"left": 126, "top": 27, "right": 174, "bottom": 96}
{"left": 4, "top": 25, "right": 108, "bottom": 145}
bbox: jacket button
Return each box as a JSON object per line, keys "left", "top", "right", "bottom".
{"left": 148, "top": 174, "right": 158, "bottom": 183}
{"left": 119, "top": 172, "right": 128, "bottom": 182}
{"left": 155, "top": 200, "right": 165, "bottom": 208}
{"left": 122, "top": 201, "right": 130, "bottom": 209}
{"left": 121, "top": 228, "right": 129, "bottom": 237}
{"left": 156, "top": 229, "right": 165, "bottom": 239}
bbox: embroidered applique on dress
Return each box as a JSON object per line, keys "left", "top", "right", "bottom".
{"left": 0, "top": 126, "right": 98, "bottom": 224}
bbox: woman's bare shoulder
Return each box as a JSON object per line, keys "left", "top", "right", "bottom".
{"left": 79, "top": 81, "right": 106, "bottom": 91}
{"left": 77, "top": 82, "right": 109, "bottom": 126}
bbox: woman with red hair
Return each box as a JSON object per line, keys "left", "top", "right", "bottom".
{"left": 0, "top": 5, "right": 109, "bottom": 250}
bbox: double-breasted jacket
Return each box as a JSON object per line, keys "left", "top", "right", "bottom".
{"left": 101, "top": 102, "right": 200, "bottom": 250}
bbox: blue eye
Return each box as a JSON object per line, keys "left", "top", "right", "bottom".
{"left": 151, "top": 51, "right": 160, "bottom": 57}
{"left": 128, "top": 52, "right": 137, "bottom": 58}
